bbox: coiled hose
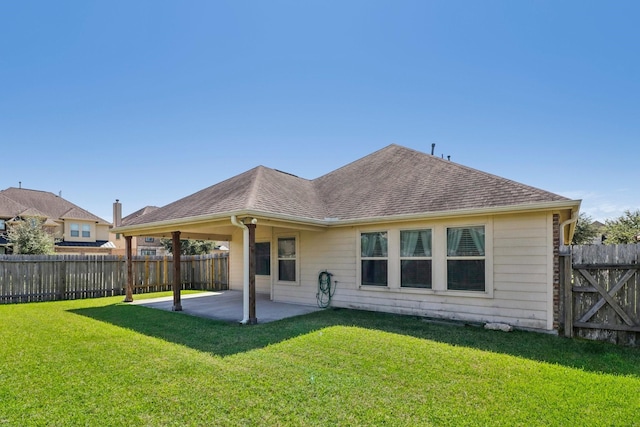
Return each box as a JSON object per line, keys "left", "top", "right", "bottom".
{"left": 316, "top": 270, "right": 335, "bottom": 308}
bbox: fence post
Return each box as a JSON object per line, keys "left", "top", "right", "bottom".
{"left": 57, "top": 258, "right": 66, "bottom": 301}
{"left": 561, "top": 250, "right": 573, "bottom": 338}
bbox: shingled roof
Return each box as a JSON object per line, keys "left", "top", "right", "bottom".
{"left": 0, "top": 187, "right": 109, "bottom": 224}
{"left": 122, "top": 144, "right": 574, "bottom": 228}
{"left": 314, "top": 144, "right": 570, "bottom": 220}
{"left": 122, "top": 206, "right": 160, "bottom": 226}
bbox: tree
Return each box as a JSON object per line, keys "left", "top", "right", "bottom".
{"left": 571, "top": 212, "right": 600, "bottom": 245}
{"left": 160, "top": 238, "right": 215, "bottom": 255}
{"left": 7, "top": 217, "right": 55, "bottom": 254}
{"left": 603, "top": 209, "right": 640, "bottom": 244}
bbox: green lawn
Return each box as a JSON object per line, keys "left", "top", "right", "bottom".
{"left": 1, "top": 293, "right": 639, "bottom": 426}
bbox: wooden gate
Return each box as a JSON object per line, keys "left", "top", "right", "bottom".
{"left": 562, "top": 245, "right": 640, "bottom": 345}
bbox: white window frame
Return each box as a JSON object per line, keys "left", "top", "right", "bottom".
{"left": 70, "top": 223, "right": 79, "bottom": 238}
{"left": 0, "top": 219, "right": 5, "bottom": 231}
{"left": 445, "top": 224, "right": 490, "bottom": 294}
{"left": 81, "top": 224, "right": 91, "bottom": 238}
{"left": 354, "top": 220, "right": 493, "bottom": 298}
{"left": 399, "top": 228, "right": 433, "bottom": 289}
{"left": 275, "top": 233, "right": 299, "bottom": 285}
{"left": 140, "top": 249, "right": 157, "bottom": 256}
{"left": 359, "top": 230, "right": 389, "bottom": 287}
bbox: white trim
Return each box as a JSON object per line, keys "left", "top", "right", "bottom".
{"left": 357, "top": 229, "right": 390, "bottom": 288}
{"left": 111, "top": 200, "right": 580, "bottom": 236}
{"left": 275, "top": 232, "right": 300, "bottom": 285}
{"left": 445, "top": 224, "right": 487, "bottom": 293}
{"left": 398, "top": 227, "right": 434, "bottom": 290}
{"left": 356, "top": 219, "right": 494, "bottom": 299}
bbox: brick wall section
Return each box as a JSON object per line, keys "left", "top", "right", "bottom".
{"left": 552, "top": 213, "right": 560, "bottom": 330}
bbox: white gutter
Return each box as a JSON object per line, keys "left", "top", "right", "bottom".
{"left": 230, "top": 215, "right": 249, "bottom": 324}
{"left": 559, "top": 210, "right": 579, "bottom": 245}
{"left": 112, "top": 200, "right": 581, "bottom": 236}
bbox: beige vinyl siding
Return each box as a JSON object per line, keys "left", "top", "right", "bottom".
{"left": 316, "top": 213, "right": 551, "bottom": 331}
{"left": 228, "top": 228, "right": 243, "bottom": 292}
{"left": 228, "top": 211, "right": 556, "bottom": 331}
{"left": 492, "top": 212, "right": 552, "bottom": 329}
{"left": 272, "top": 228, "right": 356, "bottom": 306}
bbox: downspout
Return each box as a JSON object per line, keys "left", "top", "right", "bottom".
{"left": 231, "top": 215, "right": 250, "bottom": 324}
{"left": 559, "top": 210, "right": 579, "bottom": 246}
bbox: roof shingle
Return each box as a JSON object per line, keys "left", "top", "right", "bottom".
{"left": 123, "top": 144, "right": 572, "bottom": 227}
{"left": 0, "top": 188, "right": 109, "bottom": 224}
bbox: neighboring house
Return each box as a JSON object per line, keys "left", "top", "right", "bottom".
{"left": 110, "top": 202, "right": 169, "bottom": 257}
{"left": 113, "top": 144, "right": 581, "bottom": 332}
{"left": 0, "top": 187, "right": 113, "bottom": 255}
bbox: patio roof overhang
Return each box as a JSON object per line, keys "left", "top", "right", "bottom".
{"left": 111, "top": 209, "right": 329, "bottom": 239}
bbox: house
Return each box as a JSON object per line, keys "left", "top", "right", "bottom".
{"left": 110, "top": 202, "right": 169, "bottom": 257}
{"left": 0, "top": 187, "right": 113, "bottom": 254}
{"left": 112, "top": 144, "right": 580, "bottom": 332}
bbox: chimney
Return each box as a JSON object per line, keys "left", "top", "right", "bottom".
{"left": 113, "top": 199, "right": 122, "bottom": 227}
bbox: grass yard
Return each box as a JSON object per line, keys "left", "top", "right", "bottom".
{"left": 1, "top": 293, "right": 639, "bottom": 426}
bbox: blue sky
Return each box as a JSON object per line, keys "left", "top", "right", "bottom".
{"left": 1, "top": 1, "right": 638, "bottom": 223}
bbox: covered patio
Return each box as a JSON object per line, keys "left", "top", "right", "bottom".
{"left": 131, "top": 290, "right": 321, "bottom": 323}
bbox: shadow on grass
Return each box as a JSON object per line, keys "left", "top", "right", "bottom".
{"left": 70, "top": 303, "right": 640, "bottom": 376}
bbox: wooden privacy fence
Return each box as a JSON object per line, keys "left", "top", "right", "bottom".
{"left": 561, "top": 244, "right": 639, "bottom": 345}
{"left": 0, "top": 253, "right": 228, "bottom": 304}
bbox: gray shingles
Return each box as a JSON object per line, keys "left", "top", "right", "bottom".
{"left": 0, "top": 188, "right": 109, "bottom": 224}
{"left": 123, "top": 144, "right": 571, "bottom": 227}
{"left": 315, "top": 144, "right": 568, "bottom": 220}
{"left": 0, "top": 194, "right": 27, "bottom": 217}
{"left": 122, "top": 206, "right": 160, "bottom": 226}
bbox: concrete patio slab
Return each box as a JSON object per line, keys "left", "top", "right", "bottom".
{"left": 130, "top": 290, "right": 321, "bottom": 323}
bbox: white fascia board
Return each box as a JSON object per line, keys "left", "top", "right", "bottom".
{"left": 327, "top": 199, "right": 582, "bottom": 227}
{"left": 112, "top": 200, "right": 581, "bottom": 235}
{"left": 111, "top": 209, "right": 330, "bottom": 236}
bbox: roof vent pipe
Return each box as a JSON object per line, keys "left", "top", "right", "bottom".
{"left": 431, "top": 143, "right": 435, "bottom": 155}
{"left": 230, "top": 215, "right": 250, "bottom": 324}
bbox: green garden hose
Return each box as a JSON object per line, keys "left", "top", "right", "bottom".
{"left": 316, "top": 270, "right": 335, "bottom": 308}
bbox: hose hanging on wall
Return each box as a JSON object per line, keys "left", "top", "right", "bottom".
{"left": 316, "top": 270, "right": 335, "bottom": 308}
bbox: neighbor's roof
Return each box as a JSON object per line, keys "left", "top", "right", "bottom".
{"left": 0, "top": 188, "right": 109, "bottom": 224}
{"left": 122, "top": 144, "right": 577, "bottom": 229}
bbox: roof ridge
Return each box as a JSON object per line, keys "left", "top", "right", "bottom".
{"left": 3, "top": 187, "right": 58, "bottom": 196}
{"left": 313, "top": 144, "right": 399, "bottom": 181}
{"left": 245, "top": 166, "right": 265, "bottom": 209}
{"left": 18, "top": 207, "right": 49, "bottom": 217}
{"left": 0, "top": 193, "right": 28, "bottom": 211}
